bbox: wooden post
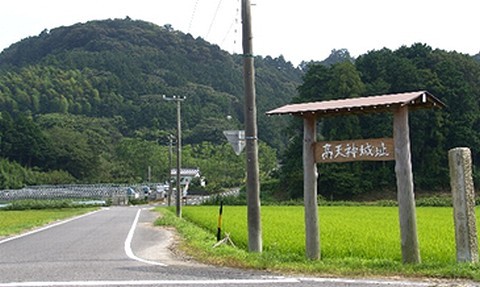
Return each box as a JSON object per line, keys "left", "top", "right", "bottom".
{"left": 448, "top": 147, "right": 479, "bottom": 263}
{"left": 168, "top": 136, "right": 173, "bottom": 207}
{"left": 163, "top": 95, "right": 185, "bottom": 218}
{"left": 393, "top": 106, "right": 421, "bottom": 264}
{"left": 242, "top": 0, "right": 262, "bottom": 253}
{"left": 304, "top": 115, "right": 320, "bottom": 260}
{"left": 175, "top": 98, "right": 183, "bottom": 218}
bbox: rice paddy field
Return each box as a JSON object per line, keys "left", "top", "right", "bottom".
{"left": 0, "top": 208, "right": 96, "bottom": 236}
{"left": 181, "top": 205, "right": 480, "bottom": 264}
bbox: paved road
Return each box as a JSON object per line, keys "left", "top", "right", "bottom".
{"left": 0, "top": 206, "right": 476, "bottom": 287}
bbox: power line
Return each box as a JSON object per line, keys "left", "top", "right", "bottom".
{"left": 206, "top": 0, "right": 223, "bottom": 40}
{"left": 221, "top": 0, "right": 240, "bottom": 53}
{"left": 187, "top": 0, "right": 200, "bottom": 33}
{"left": 221, "top": 19, "right": 236, "bottom": 46}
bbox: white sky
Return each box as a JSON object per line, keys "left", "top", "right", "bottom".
{"left": 1, "top": 0, "right": 479, "bottom": 66}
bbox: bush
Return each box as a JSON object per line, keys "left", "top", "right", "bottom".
{"left": 416, "top": 196, "right": 452, "bottom": 207}
{"left": 127, "top": 197, "right": 148, "bottom": 205}
{"left": 0, "top": 158, "right": 76, "bottom": 189}
{"left": 2, "top": 199, "right": 104, "bottom": 210}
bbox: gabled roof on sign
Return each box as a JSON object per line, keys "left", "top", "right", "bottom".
{"left": 266, "top": 91, "right": 445, "bottom": 117}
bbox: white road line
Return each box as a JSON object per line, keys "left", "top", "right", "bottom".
{"left": 298, "top": 277, "right": 435, "bottom": 286}
{"left": 0, "top": 278, "right": 300, "bottom": 286}
{"left": 0, "top": 209, "right": 102, "bottom": 245}
{"left": 124, "top": 208, "right": 167, "bottom": 266}
{"left": 1, "top": 277, "right": 463, "bottom": 287}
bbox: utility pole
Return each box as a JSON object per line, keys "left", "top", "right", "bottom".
{"left": 167, "top": 135, "right": 174, "bottom": 207}
{"left": 163, "top": 95, "right": 186, "bottom": 218}
{"left": 242, "top": 0, "right": 262, "bottom": 253}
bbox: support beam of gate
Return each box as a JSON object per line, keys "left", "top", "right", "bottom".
{"left": 393, "top": 106, "right": 421, "bottom": 264}
{"left": 303, "top": 115, "right": 320, "bottom": 260}
{"left": 267, "top": 91, "right": 444, "bottom": 262}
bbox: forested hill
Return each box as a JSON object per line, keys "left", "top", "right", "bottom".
{"left": 0, "top": 18, "right": 302, "bottom": 149}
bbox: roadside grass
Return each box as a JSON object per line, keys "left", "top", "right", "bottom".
{"left": 0, "top": 208, "right": 97, "bottom": 236}
{"left": 154, "top": 206, "right": 480, "bottom": 280}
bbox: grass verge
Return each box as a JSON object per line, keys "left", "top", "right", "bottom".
{"left": 154, "top": 206, "right": 480, "bottom": 281}
{"left": 0, "top": 208, "right": 97, "bottom": 236}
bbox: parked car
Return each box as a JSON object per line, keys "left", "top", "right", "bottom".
{"left": 156, "top": 185, "right": 167, "bottom": 198}
{"left": 126, "top": 187, "right": 139, "bottom": 199}
{"left": 141, "top": 186, "right": 151, "bottom": 195}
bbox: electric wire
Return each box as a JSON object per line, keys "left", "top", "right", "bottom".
{"left": 220, "top": 0, "right": 240, "bottom": 53}
{"left": 187, "top": 0, "right": 200, "bottom": 33}
{"left": 221, "top": 19, "right": 236, "bottom": 46}
{"left": 205, "top": 0, "right": 223, "bottom": 40}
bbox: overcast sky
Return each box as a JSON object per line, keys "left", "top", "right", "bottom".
{"left": 1, "top": 0, "right": 479, "bottom": 66}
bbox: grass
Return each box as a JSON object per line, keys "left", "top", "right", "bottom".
{"left": 0, "top": 208, "right": 97, "bottom": 236}
{"left": 155, "top": 205, "right": 480, "bottom": 280}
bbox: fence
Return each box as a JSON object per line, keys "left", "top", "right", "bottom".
{"left": 0, "top": 184, "right": 135, "bottom": 202}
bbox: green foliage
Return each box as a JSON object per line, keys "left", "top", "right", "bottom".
{"left": 0, "top": 208, "right": 96, "bottom": 236}
{"left": 0, "top": 157, "right": 75, "bottom": 189}
{"left": 415, "top": 196, "right": 452, "bottom": 207}
{"left": 0, "top": 18, "right": 302, "bottom": 186}
{"left": 1, "top": 18, "right": 479, "bottom": 203}
{"left": 0, "top": 19, "right": 302, "bottom": 152}
{"left": 280, "top": 44, "right": 480, "bottom": 199}
{"left": 126, "top": 197, "right": 148, "bottom": 206}
{"left": 0, "top": 112, "right": 54, "bottom": 168}
{"left": 1, "top": 199, "right": 104, "bottom": 210}
{"left": 0, "top": 158, "right": 27, "bottom": 189}
{"left": 183, "top": 141, "right": 277, "bottom": 192}
{"left": 162, "top": 206, "right": 480, "bottom": 279}
{"left": 202, "top": 192, "right": 247, "bottom": 206}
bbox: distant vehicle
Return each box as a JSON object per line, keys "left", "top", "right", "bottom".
{"left": 141, "top": 186, "right": 151, "bottom": 195}
{"left": 156, "top": 185, "right": 167, "bottom": 198}
{"left": 126, "top": 187, "right": 139, "bottom": 199}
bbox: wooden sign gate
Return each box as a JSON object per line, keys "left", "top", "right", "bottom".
{"left": 267, "top": 91, "right": 445, "bottom": 263}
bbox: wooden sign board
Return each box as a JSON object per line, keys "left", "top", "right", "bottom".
{"left": 315, "top": 138, "right": 395, "bottom": 163}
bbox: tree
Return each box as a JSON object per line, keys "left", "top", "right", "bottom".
{"left": 43, "top": 126, "right": 99, "bottom": 180}
{"left": 0, "top": 112, "right": 54, "bottom": 168}
{"left": 281, "top": 62, "right": 370, "bottom": 199}
{"left": 356, "top": 44, "right": 480, "bottom": 191}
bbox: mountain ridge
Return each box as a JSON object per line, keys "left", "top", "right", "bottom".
{"left": 0, "top": 18, "right": 303, "bottom": 151}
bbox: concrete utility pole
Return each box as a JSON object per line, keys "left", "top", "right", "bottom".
{"left": 242, "top": 0, "right": 262, "bottom": 252}
{"left": 163, "top": 95, "right": 186, "bottom": 218}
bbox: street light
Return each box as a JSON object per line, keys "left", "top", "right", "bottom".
{"left": 163, "top": 95, "right": 186, "bottom": 218}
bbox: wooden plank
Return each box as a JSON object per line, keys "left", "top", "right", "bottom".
{"left": 315, "top": 138, "right": 395, "bottom": 163}
{"left": 303, "top": 115, "right": 320, "bottom": 260}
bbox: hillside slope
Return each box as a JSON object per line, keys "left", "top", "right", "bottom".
{"left": 0, "top": 18, "right": 302, "bottom": 150}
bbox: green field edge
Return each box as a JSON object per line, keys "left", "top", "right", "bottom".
{"left": 0, "top": 207, "right": 99, "bottom": 238}
{"left": 154, "top": 207, "right": 480, "bottom": 281}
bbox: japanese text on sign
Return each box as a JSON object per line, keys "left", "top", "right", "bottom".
{"left": 315, "top": 138, "right": 395, "bottom": 163}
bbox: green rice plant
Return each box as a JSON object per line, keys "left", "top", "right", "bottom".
{"left": 0, "top": 208, "right": 96, "bottom": 236}
{"left": 416, "top": 207, "right": 456, "bottom": 263}
{"left": 182, "top": 205, "right": 480, "bottom": 264}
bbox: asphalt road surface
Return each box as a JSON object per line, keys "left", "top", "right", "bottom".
{"left": 0, "top": 206, "right": 477, "bottom": 287}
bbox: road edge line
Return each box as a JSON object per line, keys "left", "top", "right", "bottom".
{"left": 124, "top": 208, "right": 167, "bottom": 266}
